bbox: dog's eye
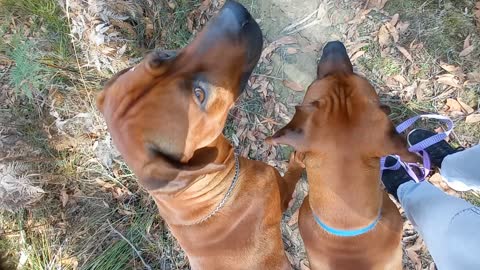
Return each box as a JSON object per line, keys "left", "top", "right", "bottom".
{"left": 194, "top": 87, "right": 206, "bottom": 104}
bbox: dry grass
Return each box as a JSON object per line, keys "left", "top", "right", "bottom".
{"left": 0, "top": 0, "right": 479, "bottom": 269}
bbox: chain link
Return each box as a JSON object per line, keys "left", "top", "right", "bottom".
{"left": 189, "top": 154, "right": 240, "bottom": 226}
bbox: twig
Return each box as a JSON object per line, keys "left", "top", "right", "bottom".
{"left": 281, "top": 9, "right": 319, "bottom": 33}
{"left": 286, "top": 20, "right": 321, "bottom": 35}
{"left": 253, "top": 73, "right": 284, "bottom": 81}
{"left": 65, "top": 0, "right": 101, "bottom": 124}
{"left": 107, "top": 220, "right": 152, "bottom": 270}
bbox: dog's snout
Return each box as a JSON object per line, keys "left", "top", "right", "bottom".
{"left": 198, "top": 0, "right": 263, "bottom": 93}
{"left": 317, "top": 41, "right": 353, "bottom": 78}
{"left": 321, "top": 41, "right": 349, "bottom": 60}
{"left": 216, "top": 1, "right": 253, "bottom": 33}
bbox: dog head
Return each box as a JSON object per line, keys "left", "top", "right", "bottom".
{"left": 268, "top": 41, "right": 417, "bottom": 162}
{"left": 97, "top": 1, "right": 263, "bottom": 193}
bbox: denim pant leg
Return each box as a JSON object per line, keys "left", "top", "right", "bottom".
{"left": 398, "top": 181, "right": 480, "bottom": 270}
{"left": 441, "top": 145, "right": 480, "bottom": 191}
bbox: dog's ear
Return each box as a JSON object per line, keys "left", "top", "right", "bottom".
{"left": 145, "top": 50, "right": 178, "bottom": 77}
{"left": 139, "top": 147, "right": 227, "bottom": 194}
{"left": 380, "top": 126, "right": 420, "bottom": 163}
{"left": 267, "top": 101, "right": 320, "bottom": 152}
{"left": 96, "top": 91, "right": 106, "bottom": 113}
{"left": 380, "top": 104, "right": 391, "bottom": 115}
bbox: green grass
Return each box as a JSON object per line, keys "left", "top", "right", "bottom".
{"left": 162, "top": 0, "right": 199, "bottom": 49}
{"left": 84, "top": 214, "right": 154, "bottom": 270}
{"left": 1, "top": 0, "right": 71, "bottom": 57}
{"left": 8, "top": 36, "right": 48, "bottom": 100}
{"left": 385, "top": 0, "right": 478, "bottom": 63}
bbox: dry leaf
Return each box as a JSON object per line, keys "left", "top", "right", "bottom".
{"left": 378, "top": 25, "right": 390, "bottom": 48}
{"left": 283, "top": 80, "right": 304, "bottom": 91}
{"left": 457, "top": 99, "right": 475, "bottom": 114}
{"left": 415, "top": 80, "right": 428, "bottom": 101}
{"left": 396, "top": 21, "right": 410, "bottom": 33}
{"left": 437, "top": 74, "right": 461, "bottom": 88}
{"left": 167, "top": 0, "right": 176, "bottom": 9}
{"left": 261, "top": 36, "right": 297, "bottom": 61}
{"left": 445, "top": 98, "right": 465, "bottom": 114}
{"left": 390, "top": 14, "right": 400, "bottom": 26}
{"left": 368, "top": 0, "right": 389, "bottom": 9}
{"left": 348, "top": 42, "right": 369, "bottom": 57}
{"left": 396, "top": 46, "right": 413, "bottom": 62}
{"left": 300, "top": 262, "right": 311, "bottom": 270}
{"left": 118, "top": 209, "right": 135, "bottom": 216}
{"left": 475, "top": 2, "right": 480, "bottom": 26}
{"left": 385, "top": 23, "right": 399, "bottom": 43}
{"left": 288, "top": 208, "right": 300, "bottom": 226}
{"left": 466, "top": 114, "right": 480, "bottom": 123}
{"left": 392, "top": 75, "right": 409, "bottom": 85}
{"left": 440, "top": 62, "right": 461, "bottom": 75}
{"left": 60, "top": 189, "right": 69, "bottom": 207}
{"left": 459, "top": 45, "right": 475, "bottom": 57}
{"left": 402, "top": 83, "right": 417, "bottom": 101}
{"left": 406, "top": 249, "right": 422, "bottom": 270}
{"left": 409, "top": 237, "right": 424, "bottom": 252}
{"left": 464, "top": 34, "right": 472, "bottom": 50}
{"left": 467, "top": 71, "right": 480, "bottom": 83}
{"left": 350, "top": 50, "right": 365, "bottom": 62}
{"left": 286, "top": 47, "right": 298, "bottom": 54}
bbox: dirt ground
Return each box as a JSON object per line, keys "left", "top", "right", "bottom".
{"left": 1, "top": 0, "right": 479, "bottom": 269}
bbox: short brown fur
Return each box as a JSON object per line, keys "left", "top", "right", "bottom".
{"left": 97, "top": 3, "right": 303, "bottom": 269}
{"left": 269, "top": 42, "right": 418, "bottom": 270}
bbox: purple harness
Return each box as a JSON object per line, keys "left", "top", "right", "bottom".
{"left": 381, "top": 114, "right": 454, "bottom": 182}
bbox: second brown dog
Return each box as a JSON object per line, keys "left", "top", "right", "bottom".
{"left": 269, "top": 41, "right": 418, "bottom": 270}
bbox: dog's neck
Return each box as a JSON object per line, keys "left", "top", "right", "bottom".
{"left": 305, "top": 152, "right": 383, "bottom": 229}
{"left": 150, "top": 136, "right": 236, "bottom": 226}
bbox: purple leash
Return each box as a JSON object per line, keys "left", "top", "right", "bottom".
{"left": 381, "top": 114, "right": 454, "bottom": 182}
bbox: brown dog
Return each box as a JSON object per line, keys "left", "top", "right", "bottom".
{"left": 268, "top": 41, "right": 418, "bottom": 270}
{"left": 97, "top": 1, "right": 303, "bottom": 269}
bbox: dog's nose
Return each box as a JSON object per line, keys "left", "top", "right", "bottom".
{"left": 317, "top": 41, "right": 353, "bottom": 78}
{"left": 322, "top": 41, "right": 349, "bottom": 60}
{"left": 219, "top": 0, "right": 251, "bottom": 30}
{"left": 198, "top": 0, "right": 263, "bottom": 92}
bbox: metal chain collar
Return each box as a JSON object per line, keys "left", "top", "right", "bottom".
{"left": 189, "top": 154, "right": 240, "bottom": 226}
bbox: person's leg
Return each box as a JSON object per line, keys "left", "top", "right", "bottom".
{"left": 441, "top": 145, "right": 480, "bottom": 191}
{"left": 407, "top": 129, "right": 479, "bottom": 191}
{"left": 397, "top": 181, "right": 480, "bottom": 270}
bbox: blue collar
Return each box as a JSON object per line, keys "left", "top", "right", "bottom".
{"left": 313, "top": 212, "right": 381, "bottom": 237}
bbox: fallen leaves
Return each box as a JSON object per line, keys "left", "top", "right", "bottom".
{"left": 475, "top": 2, "right": 480, "bottom": 27}
{"left": 406, "top": 237, "right": 425, "bottom": 270}
{"left": 396, "top": 45, "right": 413, "bottom": 62}
{"left": 436, "top": 74, "right": 462, "bottom": 89}
{"left": 443, "top": 98, "right": 477, "bottom": 120}
{"left": 378, "top": 25, "right": 390, "bottom": 48}
{"left": 283, "top": 80, "right": 304, "bottom": 92}
{"left": 368, "top": 0, "right": 389, "bottom": 9}
{"left": 466, "top": 114, "right": 480, "bottom": 123}
{"left": 261, "top": 36, "right": 297, "bottom": 63}
{"left": 460, "top": 45, "right": 475, "bottom": 57}
{"left": 460, "top": 34, "right": 475, "bottom": 57}
{"left": 60, "top": 188, "right": 69, "bottom": 207}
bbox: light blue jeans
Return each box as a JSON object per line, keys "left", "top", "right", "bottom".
{"left": 398, "top": 146, "right": 480, "bottom": 270}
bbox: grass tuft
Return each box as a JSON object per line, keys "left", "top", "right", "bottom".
{"left": 8, "top": 36, "right": 47, "bottom": 100}
{"left": 0, "top": 0, "right": 71, "bottom": 57}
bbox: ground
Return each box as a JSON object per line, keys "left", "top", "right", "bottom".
{"left": 0, "top": 0, "right": 479, "bottom": 269}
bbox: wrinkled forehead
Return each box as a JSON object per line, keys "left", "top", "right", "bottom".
{"left": 303, "top": 74, "right": 380, "bottom": 105}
